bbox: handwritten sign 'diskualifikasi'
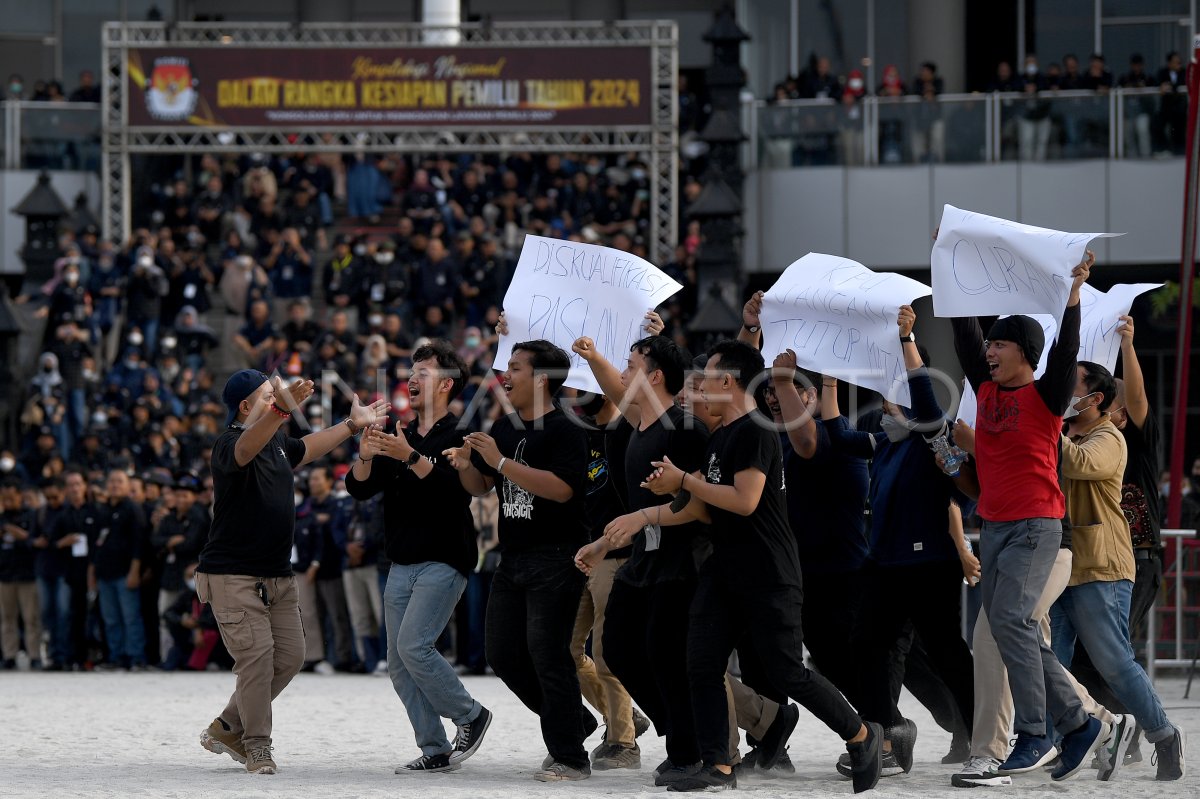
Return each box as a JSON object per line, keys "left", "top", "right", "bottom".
{"left": 957, "top": 282, "right": 1161, "bottom": 428}
{"left": 493, "top": 235, "right": 683, "bottom": 394}
{"left": 760, "top": 253, "right": 932, "bottom": 406}
{"left": 931, "top": 204, "right": 1121, "bottom": 323}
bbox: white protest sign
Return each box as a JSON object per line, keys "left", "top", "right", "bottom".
{"left": 492, "top": 235, "right": 683, "bottom": 394}
{"left": 931, "top": 204, "right": 1121, "bottom": 323}
{"left": 760, "top": 253, "right": 933, "bottom": 406}
{"left": 956, "top": 283, "right": 1161, "bottom": 428}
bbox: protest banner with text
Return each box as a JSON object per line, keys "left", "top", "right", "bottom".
{"left": 931, "top": 204, "right": 1120, "bottom": 323}
{"left": 493, "top": 235, "right": 682, "bottom": 394}
{"left": 760, "top": 253, "right": 933, "bottom": 406}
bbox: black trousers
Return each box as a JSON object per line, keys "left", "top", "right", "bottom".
{"left": 890, "top": 622, "right": 969, "bottom": 738}
{"left": 802, "top": 566, "right": 865, "bottom": 700}
{"left": 851, "top": 559, "right": 974, "bottom": 733}
{"left": 485, "top": 548, "right": 591, "bottom": 769}
{"left": 687, "top": 574, "right": 862, "bottom": 766}
{"left": 1071, "top": 550, "right": 1163, "bottom": 715}
{"left": 603, "top": 577, "right": 700, "bottom": 765}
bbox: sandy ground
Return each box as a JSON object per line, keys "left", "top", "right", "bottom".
{"left": 2, "top": 669, "right": 1199, "bottom": 798}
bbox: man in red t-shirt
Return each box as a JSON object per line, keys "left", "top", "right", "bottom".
{"left": 951, "top": 252, "right": 1111, "bottom": 782}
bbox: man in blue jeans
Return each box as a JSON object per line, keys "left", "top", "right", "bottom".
{"left": 347, "top": 340, "right": 492, "bottom": 774}
{"left": 1051, "top": 361, "right": 1185, "bottom": 780}
{"left": 87, "top": 469, "right": 147, "bottom": 670}
{"left": 445, "top": 340, "right": 594, "bottom": 782}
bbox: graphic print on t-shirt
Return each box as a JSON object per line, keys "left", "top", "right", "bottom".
{"left": 587, "top": 446, "right": 609, "bottom": 496}
{"left": 501, "top": 439, "right": 535, "bottom": 520}
{"left": 706, "top": 452, "right": 722, "bottom": 485}
{"left": 979, "top": 390, "right": 1021, "bottom": 434}
{"left": 1121, "top": 482, "right": 1154, "bottom": 548}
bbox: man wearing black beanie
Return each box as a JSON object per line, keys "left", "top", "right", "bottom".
{"left": 950, "top": 251, "right": 1112, "bottom": 786}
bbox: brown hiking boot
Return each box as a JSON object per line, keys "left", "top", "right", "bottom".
{"left": 246, "top": 745, "right": 277, "bottom": 774}
{"left": 200, "top": 718, "right": 246, "bottom": 764}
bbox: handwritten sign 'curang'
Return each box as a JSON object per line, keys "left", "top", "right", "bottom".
{"left": 931, "top": 204, "right": 1122, "bottom": 324}
{"left": 760, "top": 252, "right": 932, "bottom": 406}
{"left": 492, "top": 235, "right": 682, "bottom": 395}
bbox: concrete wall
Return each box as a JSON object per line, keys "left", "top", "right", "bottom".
{"left": 743, "top": 158, "right": 1186, "bottom": 273}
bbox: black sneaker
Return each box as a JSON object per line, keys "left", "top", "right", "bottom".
{"left": 633, "top": 707, "right": 652, "bottom": 738}
{"left": 395, "top": 752, "right": 461, "bottom": 774}
{"left": 757, "top": 703, "right": 800, "bottom": 770}
{"left": 1153, "top": 725, "right": 1186, "bottom": 780}
{"left": 655, "top": 761, "right": 703, "bottom": 787}
{"left": 667, "top": 764, "right": 736, "bottom": 792}
{"left": 846, "top": 722, "right": 884, "bottom": 793}
{"left": 942, "top": 732, "right": 971, "bottom": 765}
{"left": 837, "top": 749, "right": 903, "bottom": 778}
{"left": 888, "top": 717, "right": 918, "bottom": 773}
{"left": 448, "top": 706, "right": 492, "bottom": 765}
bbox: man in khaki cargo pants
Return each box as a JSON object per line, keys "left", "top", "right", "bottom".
{"left": 196, "top": 369, "right": 387, "bottom": 774}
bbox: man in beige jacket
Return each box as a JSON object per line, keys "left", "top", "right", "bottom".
{"left": 1050, "top": 361, "right": 1185, "bottom": 781}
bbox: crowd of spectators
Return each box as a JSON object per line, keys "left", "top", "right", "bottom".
{"left": 0, "top": 140, "right": 703, "bottom": 674}
{"left": 765, "top": 51, "right": 1188, "bottom": 165}
{"left": 3, "top": 70, "right": 101, "bottom": 103}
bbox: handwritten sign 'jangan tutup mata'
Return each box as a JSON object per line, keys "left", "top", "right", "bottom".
{"left": 931, "top": 204, "right": 1122, "bottom": 323}
{"left": 760, "top": 253, "right": 932, "bottom": 406}
{"left": 493, "top": 235, "right": 682, "bottom": 394}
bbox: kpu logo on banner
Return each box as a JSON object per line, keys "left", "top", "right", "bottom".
{"left": 145, "top": 57, "right": 199, "bottom": 122}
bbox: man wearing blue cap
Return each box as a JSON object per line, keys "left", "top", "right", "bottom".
{"left": 196, "top": 369, "right": 388, "bottom": 775}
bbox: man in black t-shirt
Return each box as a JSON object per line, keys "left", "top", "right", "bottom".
{"left": 444, "top": 340, "right": 594, "bottom": 782}
{"left": 629, "top": 340, "right": 883, "bottom": 793}
{"left": 573, "top": 332, "right": 715, "bottom": 786}
{"left": 346, "top": 341, "right": 493, "bottom": 774}
{"left": 196, "top": 369, "right": 387, "bottom": 776}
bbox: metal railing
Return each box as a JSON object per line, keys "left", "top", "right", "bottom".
{"left": 751, "top": 87, "right": 1188, "bottom": 168}
{"left": 1146, "top": 528, "right": 1200, "bottom": 679}
{"left": 1, "top": 101, "right": 102, "bottom": 171}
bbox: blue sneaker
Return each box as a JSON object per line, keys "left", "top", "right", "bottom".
{"left": 999, "top": 732, "right": 1058, "bottom": 774}
{"left": 1051, "top": 716, "right": 1108, "bottom": 781}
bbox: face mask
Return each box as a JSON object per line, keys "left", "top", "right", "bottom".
{"left": 129, "top": 331, "right": 144, "bottom": 347}
{"left": 353, "top": 244, "right": 367, "bottom": 256}
{"left": 1025, "top": 63, "right": 1039, "bottom": 76}
{"left": 849, "top": 78, "right": 864, "bottom": 91}
{"left": 630, "top": 168, "right": 647, "bottom": 181}
{"left": 465, "top": 336, "right": 481, "bottom": 348}
{"left": 184, "top": 577, "right": 196, "bottom": 592}
{"left": 368, "top": 314, "right": 383, "bottom": 327}
{"left": 376, "top": 252, "right": 394, "bottom": 265}
{"left": 879, "top": 414, "right": 914, "bottom": 443}
{"left": 8, "top": 83, "right": 21, "bottom": 95}
{"left": 65, "top": 272, "right": 79, "bottom": 286}
{"left": 586, "top": 163, "right": 602, "bottom": 176}
{"left": 294, "top": 492, "right": 304, "bottom": 506}
{"left": 138, "top": 255, "right": 153, "bottom": 268}
{"left": 0, "top": 457, "right": 14, "bottom": 472}
{"left": 1061, "top": 392, "right": 1096, "bottom": 420}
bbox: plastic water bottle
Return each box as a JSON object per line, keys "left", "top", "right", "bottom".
{"left": 931, "top": 434, "right": 965, "bottom": 477}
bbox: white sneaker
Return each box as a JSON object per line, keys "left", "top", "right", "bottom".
{"left": 314, "top": 660, "right": 335, "bottom": 675}
{"left": 952, "top": 755, "right": 1013, "bottom": 787}
{"left": 373, "top": 659, "right": 388, "bottom": 675}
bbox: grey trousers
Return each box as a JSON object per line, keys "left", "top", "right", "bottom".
{"left": 979, "top": 517, "right": 1088, "bottom": 737}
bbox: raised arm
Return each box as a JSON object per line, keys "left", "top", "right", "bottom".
{"left": 951, "top": 316, "right": 991, "bottom": 393}
{"left": 772, "top": 349, "right": 818, "bottom": 459}
{"left": 1037, "top": 250, "right": 1093, "bottom": 414}
{"left": 820, "top": 378, "right": 881, "bottom": 459}
{"left": 300, "top": 395, "right": 389, "bottom": 466}
{"left": 572, "top": 336, "right": 636, "bottom": 425}
{"left": 1117, "top": 314, "right": 1149, "bottom": 427}
{"left": 234, "top": 376, "right": 303, "bottom": 467}
{"left": 738, "top": 291, "right": 764, "bottom": 348}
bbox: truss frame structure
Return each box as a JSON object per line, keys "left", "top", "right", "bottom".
{"left": 101, "top": 20, "right": 678, "bottom": 263}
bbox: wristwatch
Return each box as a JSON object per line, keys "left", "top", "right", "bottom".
{"left": 404, "top": 450, "right": 422, "bottom": 469}
{"left": 743, "top": 324, "right": 761, "bottom": 334}
{"left": 900, "top": 332, "right": 916, "bottom": 343}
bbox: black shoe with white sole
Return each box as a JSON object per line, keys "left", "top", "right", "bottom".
{"left": 396, "top": 752, "right": 461, "bottom": 774}
{"left": 448, "top": 706, "right": 492, "bottom": 765}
